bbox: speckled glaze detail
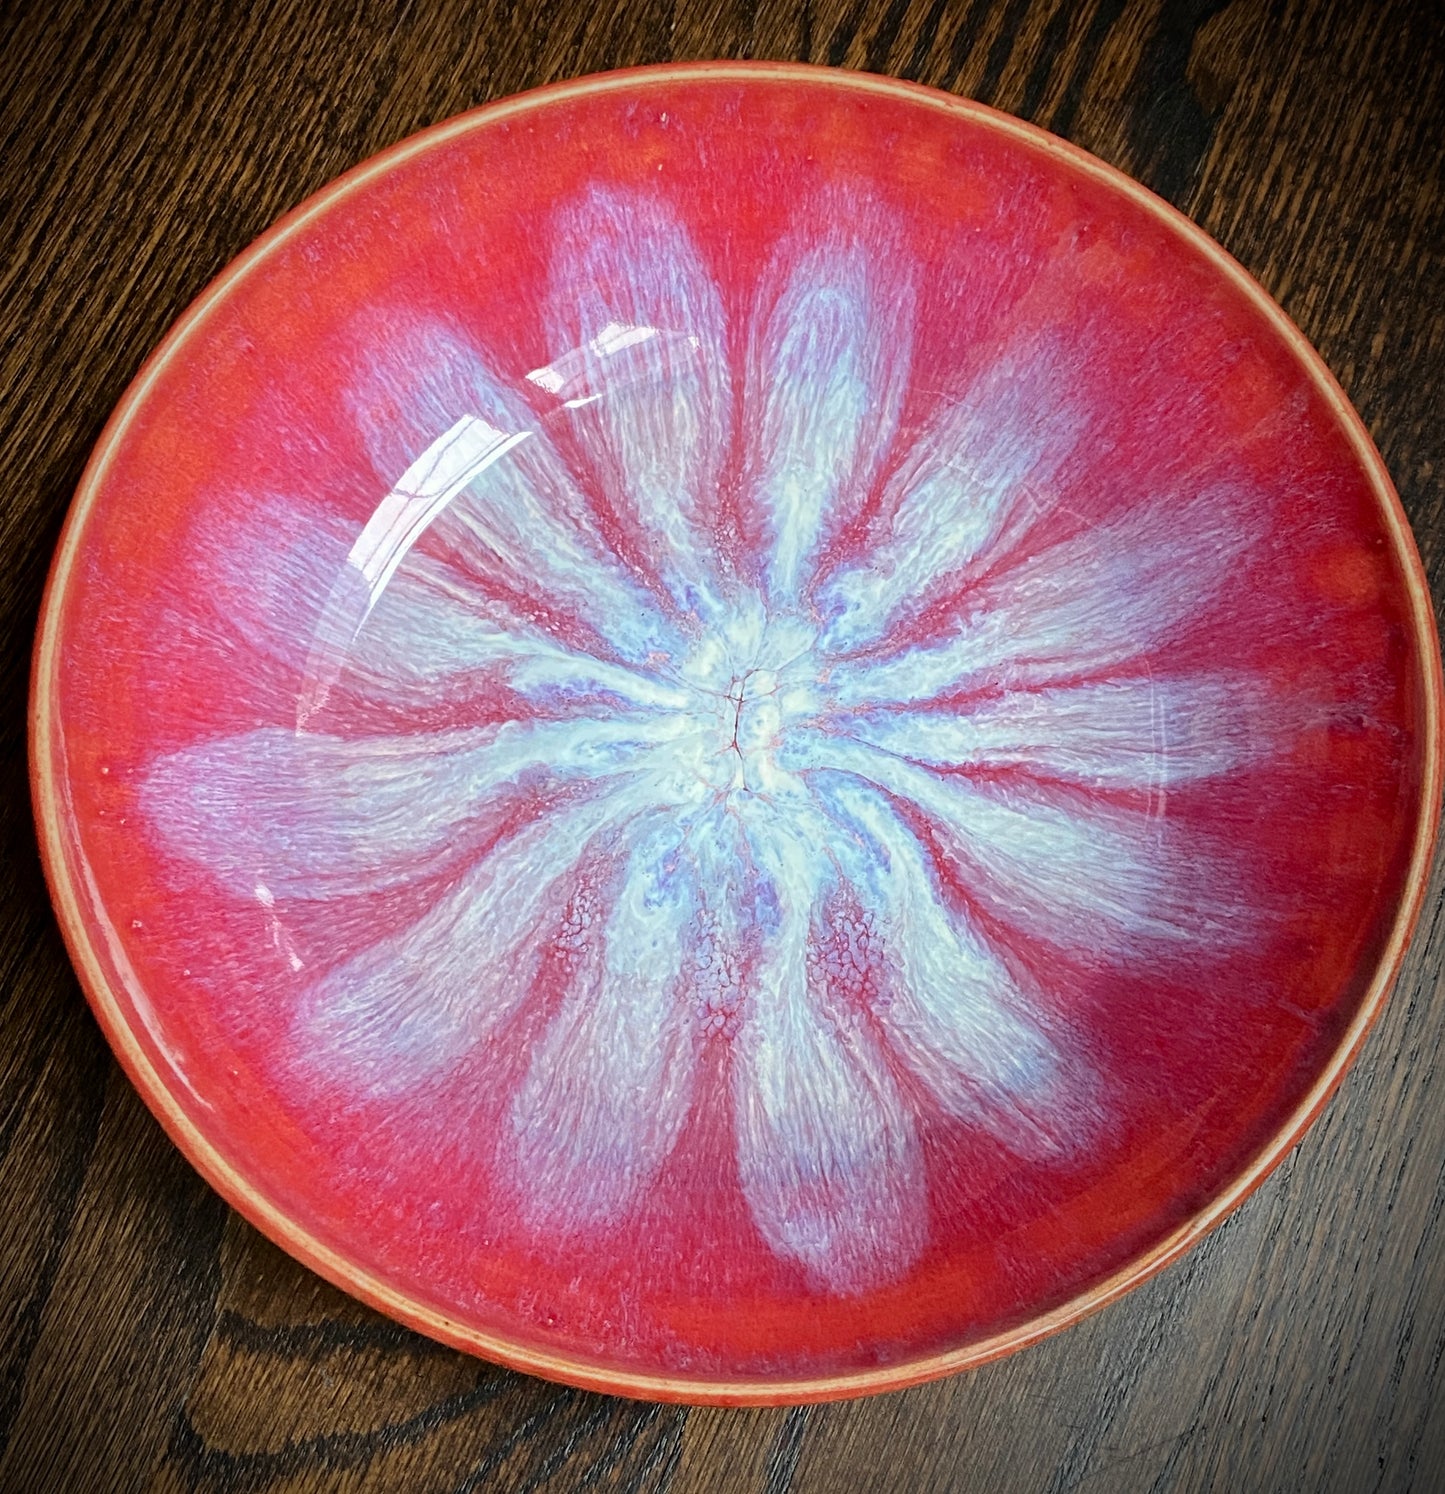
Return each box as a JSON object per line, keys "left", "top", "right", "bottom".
{"left": 30, "top": 65, "right": 1442, "bottom": 1403}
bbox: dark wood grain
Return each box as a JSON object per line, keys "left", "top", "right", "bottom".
{"left": 1, "top": 1, "right": 1442, "bottom": 1490}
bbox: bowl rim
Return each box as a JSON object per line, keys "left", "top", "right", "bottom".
{"left": 28, "top": 58, "right": 1445, "bottom": 1406}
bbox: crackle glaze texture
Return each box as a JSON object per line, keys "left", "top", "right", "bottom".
{"left": 37, "top": 73, "right": 1433, "bottom": 1391}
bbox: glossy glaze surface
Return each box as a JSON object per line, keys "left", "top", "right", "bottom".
{"left": 32, "top": 67, "right": 1438, "bottom": 1399}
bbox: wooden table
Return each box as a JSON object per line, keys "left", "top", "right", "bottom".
{"left": 2, "top": 2, "right": 1441, "bottom": 1489}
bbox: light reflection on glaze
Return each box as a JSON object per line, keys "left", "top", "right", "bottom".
{"left": 140, "top": 184, "right": 1311, "bottom": 1295}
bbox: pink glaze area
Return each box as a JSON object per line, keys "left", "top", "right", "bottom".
{"left": 33, "top": 68, "right": 1438, "bottom": 1395}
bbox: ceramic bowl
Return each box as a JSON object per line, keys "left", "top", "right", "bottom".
{"left": 30, "top": 63, "right": 1442, "bottom": 1404}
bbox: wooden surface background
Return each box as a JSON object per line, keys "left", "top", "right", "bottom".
{"left": 2, "top": 0, "right": 1443, "bottom": 1489}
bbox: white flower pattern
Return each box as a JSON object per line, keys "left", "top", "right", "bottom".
{"left": 142, "top": 184, "right": 1292, "bottom": 1295}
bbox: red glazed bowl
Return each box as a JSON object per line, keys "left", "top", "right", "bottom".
{"left": 30, "top": 63, "right": 1442, "bottom": 1404}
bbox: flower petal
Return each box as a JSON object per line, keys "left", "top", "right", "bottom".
{"left": 543, "top": 188, "right": 731, "bottom": 620}
{"left": 741, "top": 195, "right": 914, "bottom": 606}
{"left": 839, "top": 674, "right": 1295, "bottom": 793}
{"left": 141, "top": 715, "right": 687, "bottom": 900}
{"left": 195, "top": 496, "right": 680, "bottom": 719}
{"left": 830, "top": 485, "right": 1260, "bottom": 707}
{"left": 731, "top": 805, "right": 926, "bottom": 1294}
{"left": 820, "top": 329, "right": 1084, "bottom": 651}
{"left": 785, "top": 734, "right": 1237, "bottom": 954}
{"left": 296, "top": 789, "right": 635, "bottom": 1094}
{"left": 815, "top": 774, "right": 1091, "bottom": 1156}
{"left": 506, "top": 818, "right": 699, "bottom": 1233}
{"left": 343, "top": 316, "right": 676, "bottom": 664}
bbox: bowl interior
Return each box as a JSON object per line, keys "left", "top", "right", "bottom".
{"left": 32, "top": 66, "right": 1440, "bottom": 1401}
